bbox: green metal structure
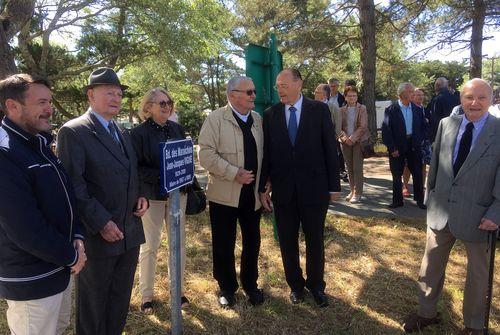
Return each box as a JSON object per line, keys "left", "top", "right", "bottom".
{"left": 245, "top": 34, "right": 283, "bottom": 240}
{"left": 245, "top": 34, "right": 283, "bottom": 115}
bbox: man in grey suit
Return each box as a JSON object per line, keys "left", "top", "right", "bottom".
{"left": 403, "top": 78, "right": 500, "bottom": 335}
{"left": 57, "top": 68, "right": 149, "bottom": 335}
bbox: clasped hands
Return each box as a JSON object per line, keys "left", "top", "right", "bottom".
{"left": 100, "top": 197, "right": 149, "bottom": 243}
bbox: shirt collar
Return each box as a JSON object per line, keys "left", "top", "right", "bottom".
{"left": 285, "top": 94, "right": 303, "bottom": 111}
{"left": 228, "top": 102, "right": 251, "bottom": 122}
{"left": 398, "top": 99, "right": 410, "bottom": 109}
{"left": 461, "top": 111, "right": 490, "bottom": 129}
{"left": 90, "top": 108, "right": 114, "bottom": 130}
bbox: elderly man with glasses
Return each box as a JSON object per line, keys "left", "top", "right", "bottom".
{"left": 198, "top": 76, "right": 264, "bottom": 308}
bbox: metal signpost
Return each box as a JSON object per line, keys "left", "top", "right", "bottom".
{"left": 159, "top": 139, "right": 195, "bottom": 335}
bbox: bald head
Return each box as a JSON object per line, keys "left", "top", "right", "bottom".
{"left": 460, "top": 78, "right": 493, "bottom": 122}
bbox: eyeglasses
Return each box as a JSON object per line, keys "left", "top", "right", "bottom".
{"left": 231, "top": 89, "right": 257, "bottom": 96}
{"left": 152, "top": 100, "right": 173, "bottom": 108}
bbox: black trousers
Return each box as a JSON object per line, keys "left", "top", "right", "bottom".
{"left": 389, "top": 138, "right": 424, "bottom": 205}
{"left": 209, "top": 201, "right": 261, "bottom": 294}
{"left": 76, "top": 246, "right": 140, "bottom": 335}
{"left": 274, "top": 193, "right": 328, "bottom": 293}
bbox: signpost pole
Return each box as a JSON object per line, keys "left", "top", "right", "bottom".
{"left": 169, "top": 188, "right": 182, "bottom": 335}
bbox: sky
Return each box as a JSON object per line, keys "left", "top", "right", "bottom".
{"left": 49, "top": 1, "right": 499, "bottom": 66}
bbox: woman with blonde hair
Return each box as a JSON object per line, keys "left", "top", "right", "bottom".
{"left": 130, "top": 87, "right": 189, "bottom": 313}
{"left": 338, "top": 85, "right": 370, "bottom": 203}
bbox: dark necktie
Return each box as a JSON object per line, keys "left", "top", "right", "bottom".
{"left": 288, "top": 106, "right": 298, "bottom": 145}
{"left": 108, "top": 122, "right": 124, "bottom": 153}
{"left": 453, "top": 122, "right": 474, "bottom": 176}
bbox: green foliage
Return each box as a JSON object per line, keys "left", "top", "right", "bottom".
{"left": 176, "top": 102, "right": 207, "bottom": 141}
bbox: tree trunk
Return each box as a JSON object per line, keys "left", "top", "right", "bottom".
{"left": 358, "top": 0, "right": 377, "bottom": 137}
{"left": 469, "top": 0, "right": 485, "bottom": 79}
{"left": 0, "top": 0, "right": 35, "bottom": 78}
{"left": 0, "top": 24, "right": 17, "bottom": 78}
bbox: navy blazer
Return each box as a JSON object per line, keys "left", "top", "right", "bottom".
{"left": 428, "top": 89, "right": 460, "bottom": 142}
{"left": 381, "top": 102, "right": 427, "bottom": 155}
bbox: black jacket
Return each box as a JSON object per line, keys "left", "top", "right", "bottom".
{"left": 0, "top": 118, "right": 84, "bottom": 301}
{"left": 428, "top": 88, "right": 460, "bottom": 142}
{"left": 381, "top": 102, "right": 427, "bottom": 155}
{"left": 259, "top": 97, "right": 340, "bottom": 205}
{"left": 130, "top": 118, "right": 187, "bottom": 200}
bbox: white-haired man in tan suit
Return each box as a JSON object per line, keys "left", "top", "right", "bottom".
{"left": 403, "top": 78, "right": 500, "bottom": 335}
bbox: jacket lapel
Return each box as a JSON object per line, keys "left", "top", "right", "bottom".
{"left": 295, "top": 98, "right": 310, "bottom": 146}
{"left": 87, "top": 112, "right": 130, "bottom": 168}
{"left": 274, "top": 103, "right": 292, "bottom": 148}
{"left": 455, "top": 115, "right": 496, "bottom": 179}
{"left": 443, "top": 116, "right": 461, "bottom": 175}
{"left": 222, "top": 105, "right": 240, "bottom": 128}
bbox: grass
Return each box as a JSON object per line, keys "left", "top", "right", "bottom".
{"left": 1, "top": 212, "right": 499, "bottom": 334}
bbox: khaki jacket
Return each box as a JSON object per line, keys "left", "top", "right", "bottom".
{"left": 339, "top": 103, "right": 370, "bottom": 143}
{"left": 198, "top": 105, "right": 263, "bottom": 210}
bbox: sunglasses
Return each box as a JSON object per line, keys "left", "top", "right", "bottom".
{"left": 152, "top": 100, "right": 173, "bottom": 108}
{"left": 231, "top": 89, "right": 257, "bottom": 96}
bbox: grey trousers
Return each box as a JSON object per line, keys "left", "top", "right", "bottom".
{"left": 417, "top": 225, "right": 490, "bottom": 329}
{"left": 341, "top": 142, "right": 364, "bottom": 196}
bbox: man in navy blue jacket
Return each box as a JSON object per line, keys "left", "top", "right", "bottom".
{"left": 427, "top": 77, "right": 460, "bottom": 143}
{"left": 0, "top": 74, "right": 86, "bottom": 335}
{"left": 382, "top": 82, "right": 427, "bottom": 210}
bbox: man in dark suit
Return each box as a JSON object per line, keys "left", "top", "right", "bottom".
{"left": 260, "top": 69, "right": 341, "bottom": 307}
{"left": 382, "top": 82, "right": 427, "bottom": 209}
{"left": 57, "top": 68, "right": 149, "bottom": 335}
{"left": 428, "top": 77, "right": 460, "bottom": 143}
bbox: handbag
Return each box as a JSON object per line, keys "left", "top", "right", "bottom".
{"left": 185, "top": 176, "right": 207, "bottom": 215}
{"left": 360, "top": 136, "right": 374, "bottom": 158}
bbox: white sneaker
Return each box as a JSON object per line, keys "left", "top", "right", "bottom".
{"left": 350, "top": 196, "right": 361, "bottom": 203}
{"left": 345, "top": 192, "right": 353, "bottom": 201}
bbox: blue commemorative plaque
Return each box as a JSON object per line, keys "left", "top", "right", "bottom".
{"left": 159, "top": 139, "right": 195, "bottom": 195}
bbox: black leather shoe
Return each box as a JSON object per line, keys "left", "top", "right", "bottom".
{"left": 218, "top": 292, "right": 235, "bottom": 308}
{"left": 246, "top": 288, "right": 264, "bottom": 306}
{"left": 403, "top": 312, "right": 441, "bottom": 332}
{"left": 310, "top": 290, "right": 329, "bottom": 307}
{"left": 388, "top": 202, "right": 404, "bottom": 209}
{"left": 417, "top": 203, "right": 427, "bottom": 210}
{"left": 289, "top": 290, "right": 304, "bottom": 304}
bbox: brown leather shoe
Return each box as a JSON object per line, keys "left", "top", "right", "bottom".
{"left": 456, "top": 328, "right": 482, "bottom": 335}
{"left": 403, "top": 312, "right": 441, "bottom": 332}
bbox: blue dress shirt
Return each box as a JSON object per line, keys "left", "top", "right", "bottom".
{"left": 398, "top": 100, "right": 413, "bottom": 135}
{"left": 90, "top": 109, "right": 120, "bottom": 142}
{"left": 452, "top": 112, "right": 489, "bottom": 164}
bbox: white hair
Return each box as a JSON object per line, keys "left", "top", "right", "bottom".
{"left": 435, "top": 77, "right": 448, "bottom": 90}
{"left": 226, "top": 76, "right": 253, "bottom": 95}
{"left": 397, "top": 82, "right": 413, "bottom": 96}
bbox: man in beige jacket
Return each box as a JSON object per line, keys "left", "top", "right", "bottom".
{"left": 198, "top": 76, "right": 264, "bottom": 308}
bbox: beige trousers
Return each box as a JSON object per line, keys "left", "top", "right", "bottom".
{"left": 138, "top": 195, "right": 187, "bottom": 301}
{"left": 417, "top": 225, "right": 490, "bottom": 329}
{"left": 6, "top": 277, "right": 73, "bottom": 335}
{"left": 341, "top": 142, "right": 364, "bottom": 196}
